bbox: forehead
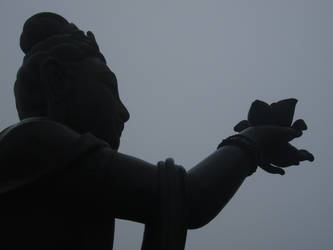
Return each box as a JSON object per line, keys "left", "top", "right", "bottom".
{"left": 80, "top": 56, "right": 111, "bottom": 72}
{"left": 77, "top": 57, "right": 117, "bottom": 85}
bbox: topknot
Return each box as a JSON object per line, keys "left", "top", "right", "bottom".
{"left": 20, "top": 12, "right": 79, "bottom": 54}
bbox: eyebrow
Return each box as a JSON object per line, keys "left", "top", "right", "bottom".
{"left": 97, "top": 70, "right": 117, "bottom": 83}
{"left": 94, "top": 53, "right": 107, "bottom": 64}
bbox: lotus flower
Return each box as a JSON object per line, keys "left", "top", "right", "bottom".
{"left": 234, "top": 98, "right": 307, "bottom": 132}
{"left": 233, "top": 98, "right": 313, "bottom": 175}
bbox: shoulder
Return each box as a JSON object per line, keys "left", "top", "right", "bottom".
{"left": 0, "top": 117, "right": 109, "bottom": 162}
{"left": 0, "top": 117, "right": 78, "bottom": 146}
{"left": 1, "top": 117, "right": 81, "bottom": 141}
{"left": 0, "top": 117, "right": 110, "bottom": 194}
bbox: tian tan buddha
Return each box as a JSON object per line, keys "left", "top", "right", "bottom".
{"left": 0, "top": 12, "right": 314, "bottom": 250}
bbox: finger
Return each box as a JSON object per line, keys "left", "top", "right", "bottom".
{"left": 234, "top": 120, "right": 250, "bottom": 132}
{"left": 291, "top": 119, "right": 308, "bottom": 131}
{"left": 248, "top": 100, "right": 271, "bottom": 126}
{"left": 264, "top": 143, "right": 300, "bottom": 167}
{"left": 298, "top": 149, "right": 315, "bottom": 162}
{"left": 260, "top": 164, "right": 285, "bottom": 175}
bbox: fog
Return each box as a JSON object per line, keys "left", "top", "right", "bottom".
{"left": 1, "top": 1, "right": 332, "bottom": 249}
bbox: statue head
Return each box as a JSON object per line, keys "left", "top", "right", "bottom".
{"left": 14, "top": 12, "right": 130, "bottom": 150}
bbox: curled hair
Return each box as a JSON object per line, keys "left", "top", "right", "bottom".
{"left": 14, "top": 13, "right": 105, "bottom": 120}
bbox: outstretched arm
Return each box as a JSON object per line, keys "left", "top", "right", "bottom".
{"left": 100, "top": 126, "right": 310, "bottom": 228}
{"left": 94, "top": 143, "right": 251, "bottom": 227}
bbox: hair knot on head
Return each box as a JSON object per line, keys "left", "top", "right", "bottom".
{"left": 20, "top": 12, "right": 103, "bottom": 63}
{"left": 20, "top": 12, "right": 80, "bottom": 54}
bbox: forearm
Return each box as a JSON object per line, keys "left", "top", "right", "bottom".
{"left": 186, "top": 145, "right": 253, "bottom": 229}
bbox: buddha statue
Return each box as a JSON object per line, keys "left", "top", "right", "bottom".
{"left": 0, "top": 12, "right": 314, "bottom": 250}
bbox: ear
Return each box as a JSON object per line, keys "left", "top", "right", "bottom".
{"left": 40, "top": 57, "right": 70, "bottom": 103}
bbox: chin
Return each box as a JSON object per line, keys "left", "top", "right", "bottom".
{"left": 91, "top": 127, "right": 120, "bottom": 150}
{"left": 109, "top": 137, "right": 120, "bottom": 150}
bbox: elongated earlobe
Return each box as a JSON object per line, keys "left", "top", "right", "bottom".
{"left": 40, "top": 57, "right": 70, "bottom": 103}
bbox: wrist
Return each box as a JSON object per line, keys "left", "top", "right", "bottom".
{"left": 217, "top": 134, "right": 260, "bottom": 176}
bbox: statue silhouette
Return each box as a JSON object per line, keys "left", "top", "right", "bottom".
{"left": 0, "top": 12, "right": 314, "bottom": 250}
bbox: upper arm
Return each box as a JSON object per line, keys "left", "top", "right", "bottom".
{"left": 50, "top": 147, "right": 159, "bottom": 224}
{"left": 98, "top": 149, "right": 159, "bottom": 223}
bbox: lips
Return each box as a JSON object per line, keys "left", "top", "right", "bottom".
{"left": 117, "top": 123, "right": 124, "bottom": 136}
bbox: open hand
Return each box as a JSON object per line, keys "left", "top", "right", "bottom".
{"left": 235, "top": 99, "right": 314, "bottom": 175}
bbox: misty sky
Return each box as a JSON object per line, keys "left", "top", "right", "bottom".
{"left": 0, "top": 1, "right": 332, "bottom": 249}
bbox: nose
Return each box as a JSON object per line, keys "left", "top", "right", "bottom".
{"left": 119, "top": 100, "right": 130, "bottom": 122}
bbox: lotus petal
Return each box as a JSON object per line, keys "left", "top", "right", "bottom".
{"left": 248, "top": 100, "right": 272, "bottom": 125}
{"left": 270, "top": 98, "right": 297, "bottom": 127}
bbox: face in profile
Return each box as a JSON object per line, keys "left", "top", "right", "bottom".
{"left": 51, "top": 56, "right": 130, "bottom": 150}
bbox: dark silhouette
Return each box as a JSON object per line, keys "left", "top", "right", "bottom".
{"left": 0, "top": 12, "right": 314, "bottom": 250}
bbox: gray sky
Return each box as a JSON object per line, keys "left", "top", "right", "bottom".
{"left": 1, "top": 0, "right": 332, "bottom": 249}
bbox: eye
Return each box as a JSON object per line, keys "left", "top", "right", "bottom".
{"left": 98, "top": 72, "right": 118, "bottom": 93}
